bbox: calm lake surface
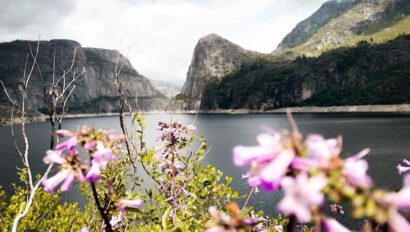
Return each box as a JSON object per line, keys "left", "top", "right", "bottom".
{"left": 1, "top": 113, "right": 410, "bottom": 228}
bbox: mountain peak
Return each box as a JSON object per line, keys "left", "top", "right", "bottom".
{"left": 177, "top": 34, "right": 263, "bottom": 110}
{"left": 199, "top": 33, "right": 227, "bottom": 42}
{"left": 276, "top": 0, "right": 410, "bottom": 55}
{"left": 197, "top": 33, "right": 241, "bottom": 50}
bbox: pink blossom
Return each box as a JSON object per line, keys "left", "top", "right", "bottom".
{"left": 278, "top": 173, "right": 327, "bottom": 222}
{"left": 43, "top": 150, "right": 65, "bottom": 164}
{"left": 110, "top": 215, "right": 122, "bottom": 227}
{"left": 86, "top": 162, "right": 102, "bottom": 182}
{"left": 306, "top": 134, "right": 339, "bottom": 161}
{"left": 43, "top": 170, "right": 72, "bottom": 193}
{"left": 387, "top": 209, "right": 410, "bottom": 232}
{"left": 233, "top": 132, "right": 295, "bottom": 191}
{"left": 42, "top": 151, "right": 85, "bottom": 193}
{"left": 343, "top": 154, "right": 372, "bottom": 187}
{"left": 205, "top": 227, "right": 226, "bottom": 232}
{"left": 56, "top": 129, "right": 74, "bottom": 137}
{"left": 290, "top": 134, "right": 340, "bottom": 170}
{"left": 118, "top": 199, "right": 143, "bottom": 214}
{"left": 233, "top": 146, "right": 278, "bottom": 167}
{"left": 330, "top": 204, "right": 344, "bottom": 215}
{"left": 85, "top": 142, "right": 117, "bottom": 182}
{"left": 55, "top": 136, "right": 78, "bottom": 154}
{"left": 322, "top": 217, "right": 351, "bottom": 232}
{"left": 397, "top": 159, "right": 410, "bottom": 175}
{"left": 258, "top": 150, "right": 295, "bottom": 191}
{"left": 84, "top": 141, "right": 96, "bottom": 150}
{"left": 384, "top": 174, "right": 410, "bottom": 212}
{"left": 80, "top": 227, "right": 90, "bottom": 232}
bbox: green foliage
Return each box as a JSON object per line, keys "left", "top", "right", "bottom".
{"left": 124, "top": 116, "right": 239, "bottom": 231}
{"left": 201, "top": 34, "right": 410, "bottom": 110}
{"left": 0, "top": 115, "right": 293, "bottom": 231}
{"left": 0, "top": 170, "right": 91, "bottom": 231}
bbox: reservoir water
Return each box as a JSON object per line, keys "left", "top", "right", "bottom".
{"left": 1, "top": 113, "right": 410, "bottom": 228}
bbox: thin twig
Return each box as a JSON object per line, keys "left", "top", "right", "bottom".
{"left": 90, "top": 183, "right": 113, "bottom": 232}
{"left": 12, "top": 164, "right": 53, "bottom": 232}
{"left": 242, "top": 187, "right": 256, "bottom": 210}
{"left": 0, "top": 80, "right": 17, "bottom": 105}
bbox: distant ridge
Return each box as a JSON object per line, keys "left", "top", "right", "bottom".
{"left": 0, "top": 39, "right": 168, "bottom": 121}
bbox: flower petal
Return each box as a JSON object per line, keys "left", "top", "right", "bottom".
{"left": 60, "top": 172, "right": 75, "bottom": 192}
{"left": 233, "top": 145, "right": 277, "bottom": 167}
{"left": 42, "top": 169, "right": 70, "bottom": 194}
{"left": 43, "top": 150, "right": 65, "bottom": 164}
{"left": 322, "top": 217, "right": 351, "bottom": 232}
{"left": 86, "top": 162, "right": 101, "bottom": 183}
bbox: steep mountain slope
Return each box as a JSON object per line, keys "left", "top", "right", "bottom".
{"left": 277, "top": 0, "right": 363, "bottom": 50}
{"left": 278, "top": 0, "right": 410, "bottom": 56}
{"left": 201, "top": 35, "right": 410, "bottom": 110}
{"left": 175, "top": 0, "right": 410, "bottom": 112}
{"left": 0, "top": 39, "right": 168, "bottom": 121}
{"left": 173, "top": 34, "right": 265, "bottom": 110}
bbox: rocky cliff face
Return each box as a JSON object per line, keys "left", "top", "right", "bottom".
{"left": 0, "top": 39, "right": 168, "bottom": 121}
{"left": 174, "top": 0, "right": 410, "bottom": 112}
{"left": 276, "top": 0, "right": 410, "bottom": 56}
{"left": 201, "top": 35, "right": 410, "bottom": 110}
{"left": 277, "top": 0, "right": 362, "bottom": 50}
{"left": 175, "top": 34, "right": 264, "bottom": 110}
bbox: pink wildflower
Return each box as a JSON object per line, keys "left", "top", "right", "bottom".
{"left": 55, "top": 136, "right": 78, "bottom": 154}
{"left": 387, "top": 209, "right": 410, "bottom": 232}
{"left": 384, "top": 175, "right": 410, "bottom": 212}
{"left": 322, "top": 217, "right": 351, "bottom": 232}
{"left": 397, "top": 159, "right": 410, "bottom": 175}
{"left": 86, "top": 142, "right": 117, "bottom": 182}
{"left": 330, "top": 204, "right": 344, "bottom": 215}
{"left": 233, "top": 132, "right": 295, "bottom": 191}
{"left": 42, "top": 150, "right": 85, "bottom": 193}
{"left": 278, "top": 173, "right": 327, "bottom": 222}
{"left": 80, "top": 227, "right": 90, "bottom": 232}
{"left": 343, "top": 153, "right": 372, "bottom": 187}
{"left": 56, "top": 129, "right": 74, "bottom": 137}
{"left": 118, "top": 199, "right": 143, "bottom": 214}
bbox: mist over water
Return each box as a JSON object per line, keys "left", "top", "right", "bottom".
{"left": 1, "top": 113, "right": 410, "bottom": 228}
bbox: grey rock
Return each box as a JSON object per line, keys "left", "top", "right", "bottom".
{"left": 0, "top": 39, "right": 168, "bottom": 120}
{"left": 177, "top": 34, "right": 263, "bottom": 110}
{"left": 276, "top": 0, "right": 361, "bottom": 50}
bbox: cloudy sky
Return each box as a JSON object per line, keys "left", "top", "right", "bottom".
{"left": 0, "top": 0, "right": 327, "bottom": 85}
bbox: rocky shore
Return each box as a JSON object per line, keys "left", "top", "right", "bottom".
{"left": 2, "top": 104, "right": 410, "bottom": 126}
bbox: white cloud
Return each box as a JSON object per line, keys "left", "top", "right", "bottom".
{"left": 0, "top": 0, "right": 327, "bottom": 83}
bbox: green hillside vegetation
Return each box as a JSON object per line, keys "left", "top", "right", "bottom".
{"left": 288, "top": 0, "right": 410, "bottom": 57}
{"left": 200, "top": 35, "right": 410, "bottom": 110}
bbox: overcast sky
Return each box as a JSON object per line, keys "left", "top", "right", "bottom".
{"left": 0, "top": 0, "right": 327, "bottom": 84}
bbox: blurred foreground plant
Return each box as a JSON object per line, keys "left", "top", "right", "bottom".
{"left": 229, "top": 113, "right": 410, "bottom": 232}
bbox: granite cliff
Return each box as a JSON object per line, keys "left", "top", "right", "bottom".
{"left": 201, "top": 35, "right": 410, "bottom": 110}
{"left": 277, "top": 0, "right": 410, "bottom": 56}
{"left": 171, "top": 34, "right": 264, "bottom": 111}
{"left": 0, "top": 39, "right": 168, "bottom": 122}
{"left": 175, "top": 0, "right": 410, "bottom": 111}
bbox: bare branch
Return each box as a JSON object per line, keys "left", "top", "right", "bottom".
{"left": 10, "top": 108, "right": 23, "bottom": 163}
{"left": 24, "top": 40, "right": 40, "bottom": 89}
{"left": 11, "top": 164, "right": 53, "bottom": 232}
{"left": 0, "top": 80, "right": 17, "bottom": 105}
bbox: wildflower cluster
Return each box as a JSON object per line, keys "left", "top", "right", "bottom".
{"left": 42, "top": 128, "right": 121, "bottom": 192}
{"left": 42, "top": 127, "right": 142, "bottom": 231}
{"left": 155, "top": 121, "right": 196, "bottom": 213}
{"left": 232, "top": 122, "right": 410, "bottom": 231}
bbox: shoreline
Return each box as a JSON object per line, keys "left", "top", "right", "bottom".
{"left": 2, "top": 104, "right": 410, "bottom": 125}
{"left": 174, "top": 104, "right": 410, "bottom": 114}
